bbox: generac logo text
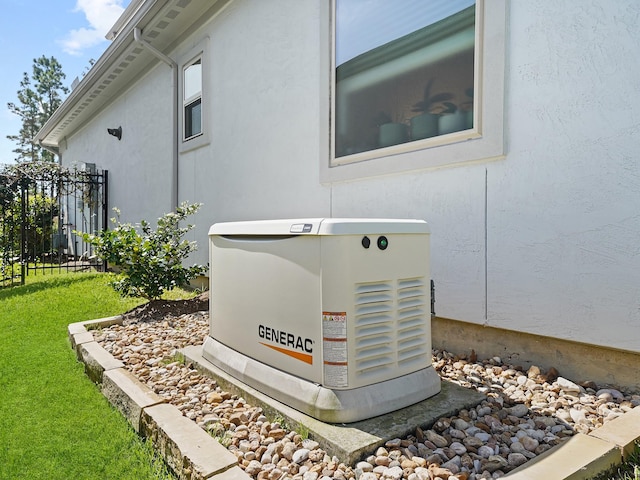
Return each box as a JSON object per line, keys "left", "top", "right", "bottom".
{"left": 258, "top": 324, "right": 313, "bottom": 364}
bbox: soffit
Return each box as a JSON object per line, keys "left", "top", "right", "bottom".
{"left": 36, "top": 0, "right": 225, "bottom": 147}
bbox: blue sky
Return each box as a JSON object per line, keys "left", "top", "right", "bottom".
{"left": 0, "top": 0, "right": 131, "bottom": 165}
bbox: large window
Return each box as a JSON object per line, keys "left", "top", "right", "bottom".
{"left": 183, "top": 57, "right": 202, "bottom": 141}
{"left": 335, "top": 0, "right": 475, "bottom": 159}
{"left": 325, "top": 0, "right": 505, "bottom": 182}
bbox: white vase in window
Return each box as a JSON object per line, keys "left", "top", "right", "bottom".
{"left": 379, "top": 123, "right": 408, "bottom": 147}
{"left": 438, "top": 111, "right": 467, "bottom": 135}
{"left": 410, "top": 113, "right": 439, "bottom": 140}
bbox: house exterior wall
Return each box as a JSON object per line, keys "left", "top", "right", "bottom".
{"left": 59, "top": 0, "right": 640, "bottom": 353}
{"left": 332, "top": 2, "right": 640, "bottom": 351}
{"left": 176, "top": 0, "right": 332, "bottom": 256}
{"left": 488, "top": 2, "right": 640, "bottom": 350}
{"left": 61, "top": 66, "right": 174, "bottom": 225}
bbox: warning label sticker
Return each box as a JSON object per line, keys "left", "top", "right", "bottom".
{"left": 322, "top": 312, "right": 348, "bottom": 388}
{"left": 322, "top": 312, "right": 346, "bottom": 338}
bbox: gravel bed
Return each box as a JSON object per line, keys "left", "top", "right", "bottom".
{"left": 94, "top": 309, "right": 639, "bottom": 480}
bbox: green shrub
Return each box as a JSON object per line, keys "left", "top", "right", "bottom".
{"left": 80, "top": 202, "right": 207, "bottom": 299}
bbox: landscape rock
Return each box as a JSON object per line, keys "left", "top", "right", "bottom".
{"left": 94, "top": 305, "right": 639, "bottom": 480}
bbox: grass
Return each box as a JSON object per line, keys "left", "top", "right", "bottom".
{"left": 0, "top": 271, "right": 176, "bottom": 480}
{"left": 207, "top": 423, "right": 234, "bottom": 448}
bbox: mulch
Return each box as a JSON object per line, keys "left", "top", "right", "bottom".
{"left": 121, "top": 290, "right": 209, "bottom": 323}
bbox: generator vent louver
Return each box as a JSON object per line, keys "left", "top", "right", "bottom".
{"left": 397, "top": 277, "right": 430, "bottom": 366}
{"left": 354, "top": 277, "right": 429, "bottom": 378}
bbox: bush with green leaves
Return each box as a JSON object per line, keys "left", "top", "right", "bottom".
{"left": 80, "top": 202, "right": 207, "bottom": 299}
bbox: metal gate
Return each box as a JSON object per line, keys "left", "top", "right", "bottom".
{"left": 0, "top": 162, "right": 108, "bottom": 288}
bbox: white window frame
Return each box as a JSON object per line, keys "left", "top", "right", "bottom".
{"left": 179, "top": 38, "right": 210, "bottom": 153}
{"left": 322, "top": 0, "right": 506, "bottom": 183}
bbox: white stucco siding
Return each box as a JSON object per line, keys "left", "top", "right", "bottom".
{"left": 62, "top": 65, "right": 174, "bottom": 225}
{"left": 309, "top": 0, "right": 640, "bottom": 351}
{"left": 331, "top": 165, "right": 488, "bottom": 325}
{"left": 179, "top": 0, "right": 639, "bottom": 350}
{"left": 487, "top": 156, "right": 640, "bottom": 349}
{"left": 485, "top": 1, "right": 640, "bottom": 349}
{"left": 55, "top": 0, "right": 640, "bottom": 352}
{"left": 177, "top": 0, "right": 332, "bottom": 267}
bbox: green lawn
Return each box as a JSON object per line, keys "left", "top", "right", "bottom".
{"left": 0, "top": 272, "right": 174, "bottom": 480}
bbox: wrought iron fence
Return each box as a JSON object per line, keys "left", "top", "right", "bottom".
{"left": 0, "top": 162, "right": 108, "bottom": 287}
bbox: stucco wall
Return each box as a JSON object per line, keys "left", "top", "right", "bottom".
{"left": 61, "top": 0, "right": 640, "bottom": 352}
{"left": 61, "top": 65, "right": 174, "bottom": 225}
{"left": 332, "top": 2, "right": 640, "bottom": 350}
{"left": 177, "top": 0, "right": 332, "bottom": 260}
{"left": 487, "top": 2, "right": 640, "bottom": 349}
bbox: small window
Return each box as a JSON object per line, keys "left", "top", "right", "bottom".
{"left": 334, "top": 1, "right": 475, "bottom": 159}
{"left": 183, "top": 57, "right": 202, "bottom": 140}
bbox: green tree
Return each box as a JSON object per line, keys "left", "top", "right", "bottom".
{"left": 6, "top": 72, "right": 40, "bottom": 163}
{"left": 6, "top": 56, "right": 69, "bottom": 163}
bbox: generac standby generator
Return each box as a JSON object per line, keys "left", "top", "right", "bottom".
{"left": 202, "top": 218, "right": 441, "bottom": 423}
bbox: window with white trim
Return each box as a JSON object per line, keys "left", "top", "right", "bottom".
{"left": 183, "top": 57, "right": 203, "bottom": 141}
{"left": 326, "top": 0, "right": 506, "bottom": 182}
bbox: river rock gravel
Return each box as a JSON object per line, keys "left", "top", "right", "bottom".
{"left": 94, "top": 306, "right": 639, "bottom": 480}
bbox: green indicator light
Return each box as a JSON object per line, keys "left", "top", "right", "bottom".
{"left": 377, "top": 236, "right": 388, "bottom": 250}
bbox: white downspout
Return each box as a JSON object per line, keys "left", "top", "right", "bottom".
{"left": 133, "top": 27, "right": 179, "bottom": 210}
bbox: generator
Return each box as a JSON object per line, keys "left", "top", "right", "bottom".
{"left": 202, "top": 218, "right": 440, "bottom": 423}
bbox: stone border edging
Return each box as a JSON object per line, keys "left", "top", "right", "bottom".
{"left": 68, "top": 317, "right": 249, "bottom": 480}
{"left": 506, "top": 405, "right": 640, "bottom": 479}
{"left": 68, "top": 316, "right": 640, "bottom": 480}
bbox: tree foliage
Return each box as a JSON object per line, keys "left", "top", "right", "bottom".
{"left": 79, "top": 202, "right": 208, "bottom": 300}
{"left": 6, "top": 56, "right": 69, "bottom": 163}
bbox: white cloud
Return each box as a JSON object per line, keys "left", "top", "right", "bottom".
{"left": 59, "top": 0, "right": 127, "bottom": 56}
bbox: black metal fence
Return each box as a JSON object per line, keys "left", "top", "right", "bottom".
{"left": 0, "top": 162, "right": 108, "bottom": 287}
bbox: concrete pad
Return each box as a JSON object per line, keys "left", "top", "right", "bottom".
{"left": 141, "top": 403, "right": 238, "bottom": 480}
{"left": 182, "top": 345, "right": 485, "bottom": 464}
{"left": 590, "top": 407, "right": 640, "bottom": 459}
{"left": 102, "top": 368, "right": 166, "bottom": 433}
{"left": 506, "top": 434, "right": 620, "bottom": 480}
{"left": 77, "top": 341, "right": 124, "bottom": 384}
{"left": 203, "top": 336, "right": 441, "bottom": 424}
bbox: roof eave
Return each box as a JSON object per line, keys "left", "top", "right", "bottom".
{"left": 35, "top": 0, "right": 231, "bottom": 148}
{"left": 34, "top": 0, "right": 168, "bottom": 147}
